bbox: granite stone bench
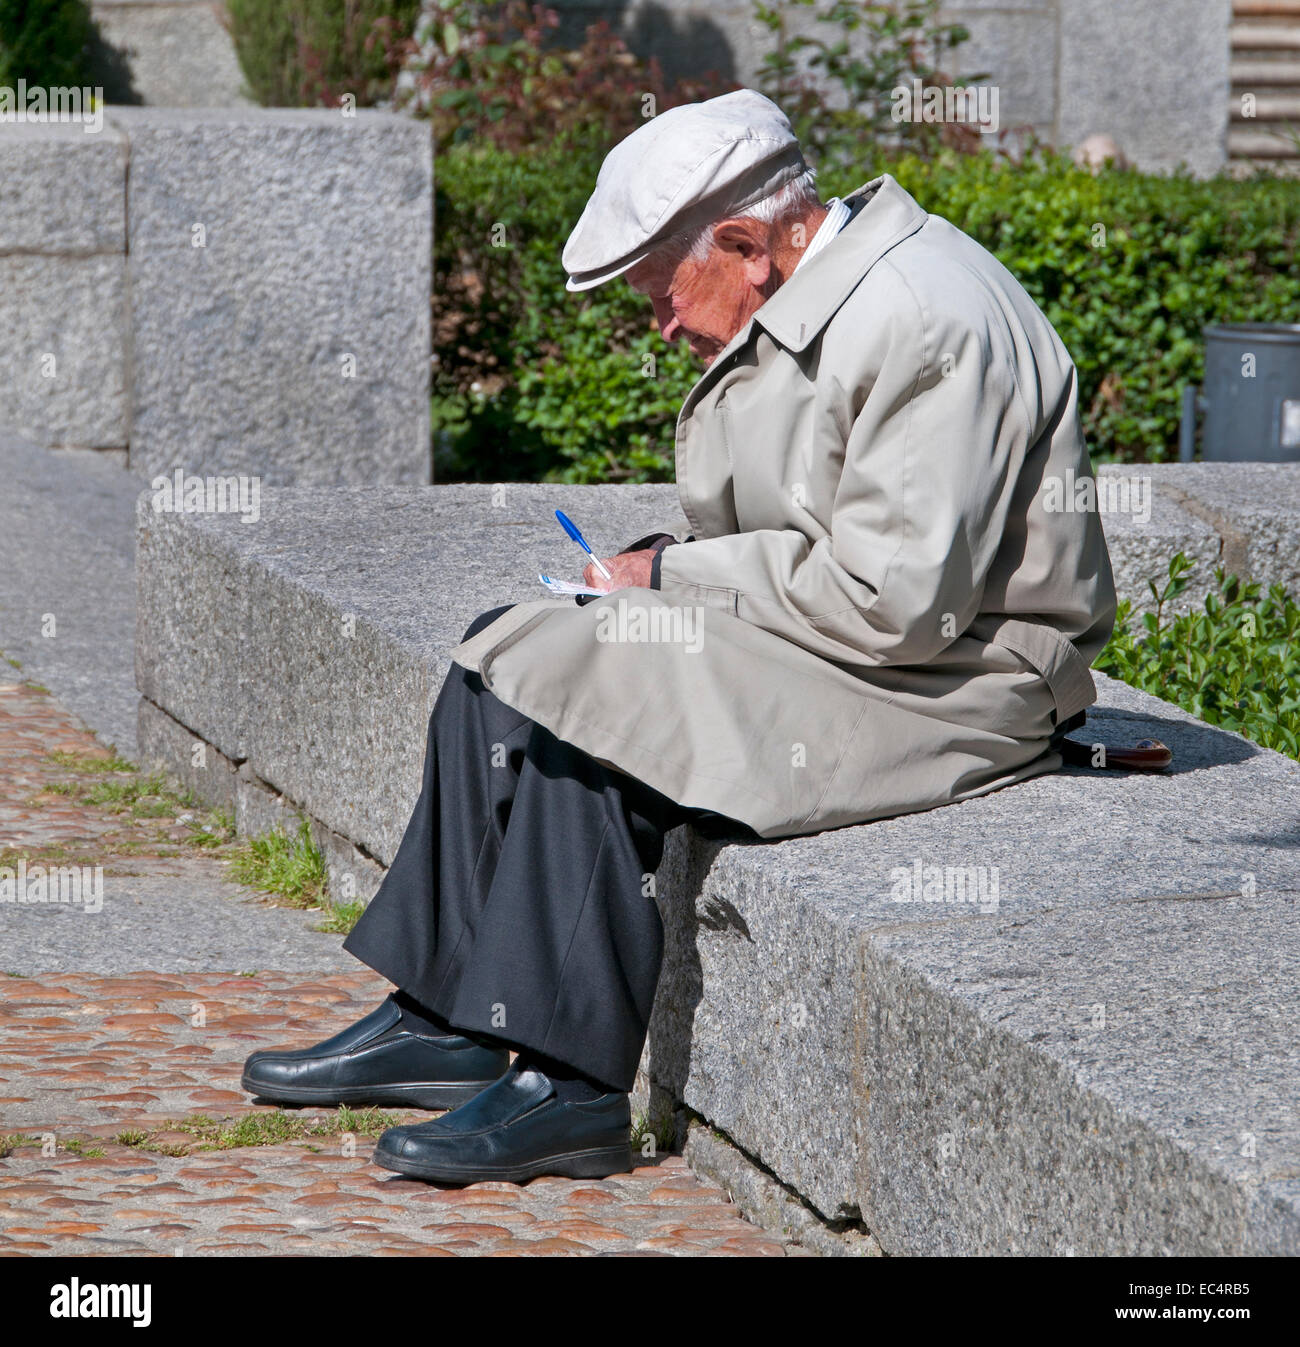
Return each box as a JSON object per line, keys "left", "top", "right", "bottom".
{"left": 135, "top": 474, "right": 1300, "bottom": 1255}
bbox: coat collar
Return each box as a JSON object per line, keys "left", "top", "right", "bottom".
{"left": 677, "top": 175, "right": 930, "bottom": 422}
{"left": 750, "top": 174, "right": 929, "bottom": 353}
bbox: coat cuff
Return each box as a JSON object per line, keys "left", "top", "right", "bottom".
{"left": 653, "top": 539, "right": 739, "bottom": 611}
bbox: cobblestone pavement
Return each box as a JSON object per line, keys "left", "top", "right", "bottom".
{"left": 0, "top": 679, "right": 802, "bottom": 1257}
{"left": 0, "top": 971, "right": 796, "bottom": 1256}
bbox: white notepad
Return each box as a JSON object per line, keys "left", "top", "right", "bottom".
{"left": 538, "top": 573, "right": 604, "bottom": 597}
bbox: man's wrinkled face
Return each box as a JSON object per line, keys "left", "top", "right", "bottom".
{"left": 625, "top": 223, "right": 775, "bottom": 367}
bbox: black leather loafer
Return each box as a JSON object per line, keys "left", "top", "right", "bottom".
{"left": 240, "top": 994, "right": 509, "bottom": 1110}
{"left": 372, "top": 1060, "right": 633, "bottom": 1183}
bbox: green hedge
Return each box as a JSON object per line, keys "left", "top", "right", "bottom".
{"left": 433, "top": 135, "right": 698, "bottom": 483}
{"left": 433, "top": 138, "right": 1300, "bottom": 483}
{"left": 0, "top": 0, "right": 94, "bottom": 87}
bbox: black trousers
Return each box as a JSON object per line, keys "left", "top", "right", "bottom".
{"left": 343, "top": 605, "right": 752, "bottom": 1093}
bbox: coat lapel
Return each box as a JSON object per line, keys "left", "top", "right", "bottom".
{"left": 748, "top": 175, "right": 929, "bottom": 354}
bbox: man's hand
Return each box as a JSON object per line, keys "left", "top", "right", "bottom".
{"left": 583, "top": 550, "right": 655, "bottom": 592}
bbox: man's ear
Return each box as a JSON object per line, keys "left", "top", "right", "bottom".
{"left": 711, "top": 218, "right": 772, "bottom": 288}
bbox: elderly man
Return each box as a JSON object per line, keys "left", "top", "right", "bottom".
{"left": 241, "top": 90, "right": 1114, "bottom": 1184}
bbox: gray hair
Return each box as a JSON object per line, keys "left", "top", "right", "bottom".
{"left": 654, "top": 166, "right": 823, "bottom": 267}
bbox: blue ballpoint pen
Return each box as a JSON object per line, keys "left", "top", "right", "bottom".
{"left": 554, "top": 509, "right": 613, "bottom": 581}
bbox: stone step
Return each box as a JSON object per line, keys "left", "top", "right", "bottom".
{"left": 134, "top": 473, "right": 1300, "bottom": 1254}
{"left": 1229, "top": 91, "right": 1300, "bottom": 117}
{"left": 1231, "top": 22, "right": 1300, "bottom": 50}
{"left": 1235, "top": 0, "right": 1300, "bottom": 15}
{"left": 1232, "top": 56, "right": 1300, "bottom": 83}
{"left": 1228, "top": 126, "right": 1300, "bottom": 155}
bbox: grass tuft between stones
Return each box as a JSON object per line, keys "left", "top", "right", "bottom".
{"left": 228, "top": 818, "right": 362, "bottom": 933}
{"left": 4, "top": 1110, "right": 409, "bottom": 1161}
{"left": 46, "top": 748, "right": 139, "bottom": 776}
{"left": 0, "top": 1134, "right": 107, "bottom": 1159}
{"left": 630, "top": 1109, "right": 676, "bottom": 1155}
{"left": 116, "top": 1106, "right": 404, "bottom": 1153}
{"left": 33, "top": 748, "right": 237, "bottom": 852}
{"left": 228, "top": 818, "right": 327, "bottom": 906}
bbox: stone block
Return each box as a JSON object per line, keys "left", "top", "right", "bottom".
{"left": 112, "top": 106, "right": 432, "bottom": 485}
{"left": 682, "top": 1121, "right": 883, "bottom": 1256}
{"left": 1058, "top": 0, "right": 1232, "bottom": 175}
{"left": 0, "top": 121, "right": 127, "bottom": 253}
{"left": 1096, "top": 464, "right": 1223, "bottom": 616}
{"left": 0, "top": 254, "right": 129, "bottom": 449}
{"left": 137, "top": 694, "right": 239, "bottom": 811}
{"left": 643, "top": 669, "right": 1300, "bottom": 1250}
{"left": 1153, "top": 461, "right": 1300, "bottom": 602}
{"left": 90, "top": 0, "right": 251, "bottom": 108}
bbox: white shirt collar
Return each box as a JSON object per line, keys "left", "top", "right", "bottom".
{"left": 791, "top": 196, "right": 853, "bottom": 275}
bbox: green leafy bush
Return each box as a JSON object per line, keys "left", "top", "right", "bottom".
{"left": 0, "top": 0, "right": 94, "bottom": 87}
{"left": 433, "top": 138, "right": 1300, "bottom": 481}
{"left": 227, "top": 0, "right": 420, "bottom": 107}
{"left": 1095, "top": 553, "right": 1300, "bottom": 760}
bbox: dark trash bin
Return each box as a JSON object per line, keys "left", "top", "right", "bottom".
{"left": 1181, "top": 322, "right": 1300, "bottom": 463}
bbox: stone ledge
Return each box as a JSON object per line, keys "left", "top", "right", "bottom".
{"left": 135, "top": 478, "right": 1300, "bottom": 1253}
{"left": 136, "top": 483, "right": 689, "bottom": 865}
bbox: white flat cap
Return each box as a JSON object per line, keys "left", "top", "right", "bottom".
{"left": 562, "top": 89, "right": 807, "bottom": 293}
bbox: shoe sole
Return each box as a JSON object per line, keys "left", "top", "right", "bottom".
{"left": 239, "top": 1074, "right": 500, "bottom": 1111}
{"left": 372, "top": 1143, "right": 633, "bottom": 1185}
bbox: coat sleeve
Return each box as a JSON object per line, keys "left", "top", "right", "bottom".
{"left": 654, "top": 263, "right": 1035, "bottom": 668}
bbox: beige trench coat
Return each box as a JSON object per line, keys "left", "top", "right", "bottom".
{"left": 449, "top": 174, "right": 1117, "bottom": 839}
